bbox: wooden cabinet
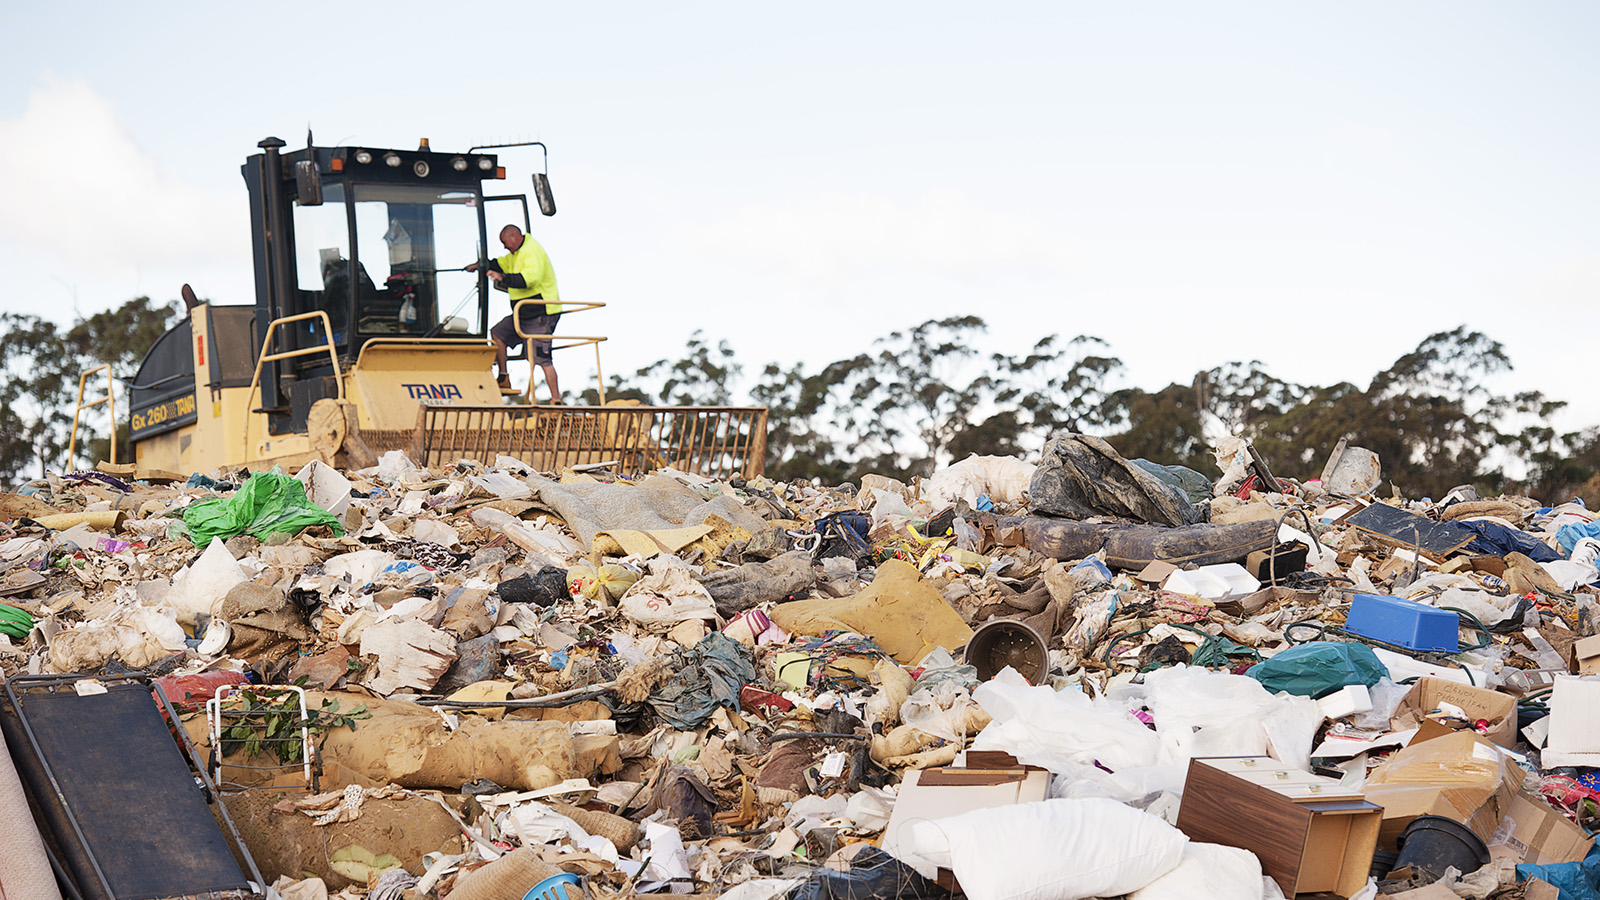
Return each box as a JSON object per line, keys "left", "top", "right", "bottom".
{"left": 1176, "top": 757, "right": 1382, "bottom": 898}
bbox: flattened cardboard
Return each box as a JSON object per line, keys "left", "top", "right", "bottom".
{"left": 1489, "top": 791, "right": 1591, "bottom": 867}
{"left": 1134, "top": 560, "right": 1179, "bottom": 585}
{"left": 1361, "top": 730, "right": 1519, "bottom": 852}
{"left": 1469, "top": 556, "right": 1508, "bottom": 577}
{"left": 1391, "top": 677, "right": 1517, "bottom": 748}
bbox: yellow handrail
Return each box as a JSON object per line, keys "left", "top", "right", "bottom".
{"left": 241, "top": 312, "right": 343, "bottom": 462}
{"left": 513, "top": 299, "right": 608, "bottom": 404}
{"left": 66, "top": 365, "right": 116, "bottom": 469}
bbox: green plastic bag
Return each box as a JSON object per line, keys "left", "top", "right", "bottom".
{"left": 182, "top": 468, "right": 344, "bottom": 545}
{"left": 1246, "top": 640, "right": 1386, "bottom": 699}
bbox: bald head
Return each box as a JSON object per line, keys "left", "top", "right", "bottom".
{"left": 499, "top": 226, "right": 524, "bottom": 253}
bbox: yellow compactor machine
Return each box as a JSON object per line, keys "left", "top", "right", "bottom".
{"left": 120, "top": 136, "right": 766, "bottom": 478}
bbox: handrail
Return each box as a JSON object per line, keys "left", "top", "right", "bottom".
{"left": 67, "top": 365, "right": 117, "bottom": 468}
{"left": 513, "top": 299, "right": 608, "bottom": 404}
{"left": 241, "top": 311, "right": 343, "bottom": 463}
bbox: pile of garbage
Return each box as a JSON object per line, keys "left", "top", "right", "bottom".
{"left": 2, "top": 432, "right": 1599, "bottom": 900}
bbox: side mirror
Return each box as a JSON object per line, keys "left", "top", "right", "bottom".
{"left": 295, "top": 160, "right": 324, "bottom": 206}
{"left": 532, "top": 173, "right": 556, "bottom": 216}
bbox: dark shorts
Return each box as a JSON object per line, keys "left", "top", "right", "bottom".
{"left": 492, "top": 312, "right": 561, "bottom": 365}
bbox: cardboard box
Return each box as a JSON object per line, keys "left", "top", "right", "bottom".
{"left": 1177, "top": 757, "right": 1381, "bottom": 898}
{"left": 879, "top": 751, "right": 1049, "bottom": 891}
{"left": 1245, "top": 542, "right": 1310, "bottom": 582}
{"left": 1568, "top": 634, "right": 1600, "bottom": 675}
{"left": 1490, "top": 791, "right": 1592, "bottom": 867}
{"left": 1391, "top": 677, "right": 1518, "bottom": 748}
{"left": 1361, "top": 731, "right": 1519, "bottom": 852}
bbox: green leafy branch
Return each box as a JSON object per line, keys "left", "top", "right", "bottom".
{"left": 219, "top": 686, "right": 371, "bottom": 766}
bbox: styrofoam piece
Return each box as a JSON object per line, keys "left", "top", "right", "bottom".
{"left": 1316, "top": 684, "right": 1373, "bottom": 720}
{"left": 1541, "top": 676, "right": 1600, "bottom": 768}
{"left": 294, "top": 459, "right": 352, "bottom": 518}
{"left": 1162, "top": 563, "right": 1260, "bottom": 603}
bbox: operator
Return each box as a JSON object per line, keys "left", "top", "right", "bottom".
{"left": 467, "top": 225, "right": 562, "bottom": 402}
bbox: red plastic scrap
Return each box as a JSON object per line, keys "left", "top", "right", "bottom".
{"left": 740, "top": 685, "right": 793, "bottom": 715}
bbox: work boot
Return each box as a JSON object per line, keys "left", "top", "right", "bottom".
{"left": 496, "top": 374, "right": 516, "bottom": 393}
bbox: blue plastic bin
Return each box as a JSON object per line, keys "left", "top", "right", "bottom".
{"left": 1344, "top": 593, "right": 1459, "bottom": 653}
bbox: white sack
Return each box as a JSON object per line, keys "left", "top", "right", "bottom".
{"left": 412, "top": 518, "right": 461, "bottom": 549}
{"left": 922, "top": 455, "right": 1036, "bottom": 506}
{"left": 166, "top": 537, "right": 246, "bottom": 626}
{"left": 618, "top": 562, "right": 719, "bottom": 632}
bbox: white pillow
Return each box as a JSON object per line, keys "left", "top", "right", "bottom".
{"left": 1129, "top": 842, "right": 1265, "bottom": 900}
{"left": 901, "top": 798, "right": 1187, "bottom": 900}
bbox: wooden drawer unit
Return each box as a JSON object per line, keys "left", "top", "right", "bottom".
{"left": 1176, "top": 757, "right": 1382, "bottom": 898}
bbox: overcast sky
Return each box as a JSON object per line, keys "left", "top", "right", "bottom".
{"left": 2, "top": 2, "right": 1596, "bottom": 435}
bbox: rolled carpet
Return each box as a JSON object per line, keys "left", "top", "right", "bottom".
{"left": 0, "top": 720, "right": 63, "bottom": 900}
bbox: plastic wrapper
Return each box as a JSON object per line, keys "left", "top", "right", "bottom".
{"left": 921, "top": 455, "right": 1036, "bottom": 507}
{"left": 646, "top": 632, "right": 756, "bottom": 729}
{"left": 618, "top": 562, "right": 717, "bottom": 631}
{"left": 1246, "top": 640, "right": 1386, "bottom": 699}
{"left": 900, "top": 681, "right": 984, "bottom": 742}
{"left": 1030, "top": 434, "right": 1201, "bottom": 526}
{"left": 498, "top": 566, "right": 569, "bottom": 606}
{"left": 1136, "top": 665, "right": 1322, "bottom": 771}
{"left": 789, "top": 846, "right": 950, "bottom": 900}
{"left": 970, "top": 671, "right": 1161, "bottom": 778}
{"left": 1350, "top": 678, "right": 1410, "bottom": 731}
{"left": 567, "top": 562, "right": 642, "bottom": 604}
{"left": 913, "top": 647, "right": 978, "bottom": 691}
{"left": 181, "top": 468, "right": 344, "bottom": 546}
{"left": 432, "top": 633, "right": 502, "bottom": 695}
{"left": 699, "top": 551, "right": 817, "bottom": 614}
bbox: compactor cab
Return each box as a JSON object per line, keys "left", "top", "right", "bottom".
{"left": 123, "top": 137, "right": 767, "bottom": 478}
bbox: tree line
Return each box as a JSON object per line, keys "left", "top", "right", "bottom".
{"left": 0, "top": 297, "right": 179, "bottom": 485}
{"left": 586, "top": 317, "right": 1600, "bottom": 505}
{"left": 3, "top": 300, "right": 1595, "bottom": 507}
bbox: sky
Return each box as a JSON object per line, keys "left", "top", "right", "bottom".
{"left": 2, "top": 2, "right": 1597, "bottom": 437}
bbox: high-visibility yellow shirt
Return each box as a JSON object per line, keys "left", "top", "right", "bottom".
{"left": 497, "top": 235, "right": 561, "bottom": 314}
